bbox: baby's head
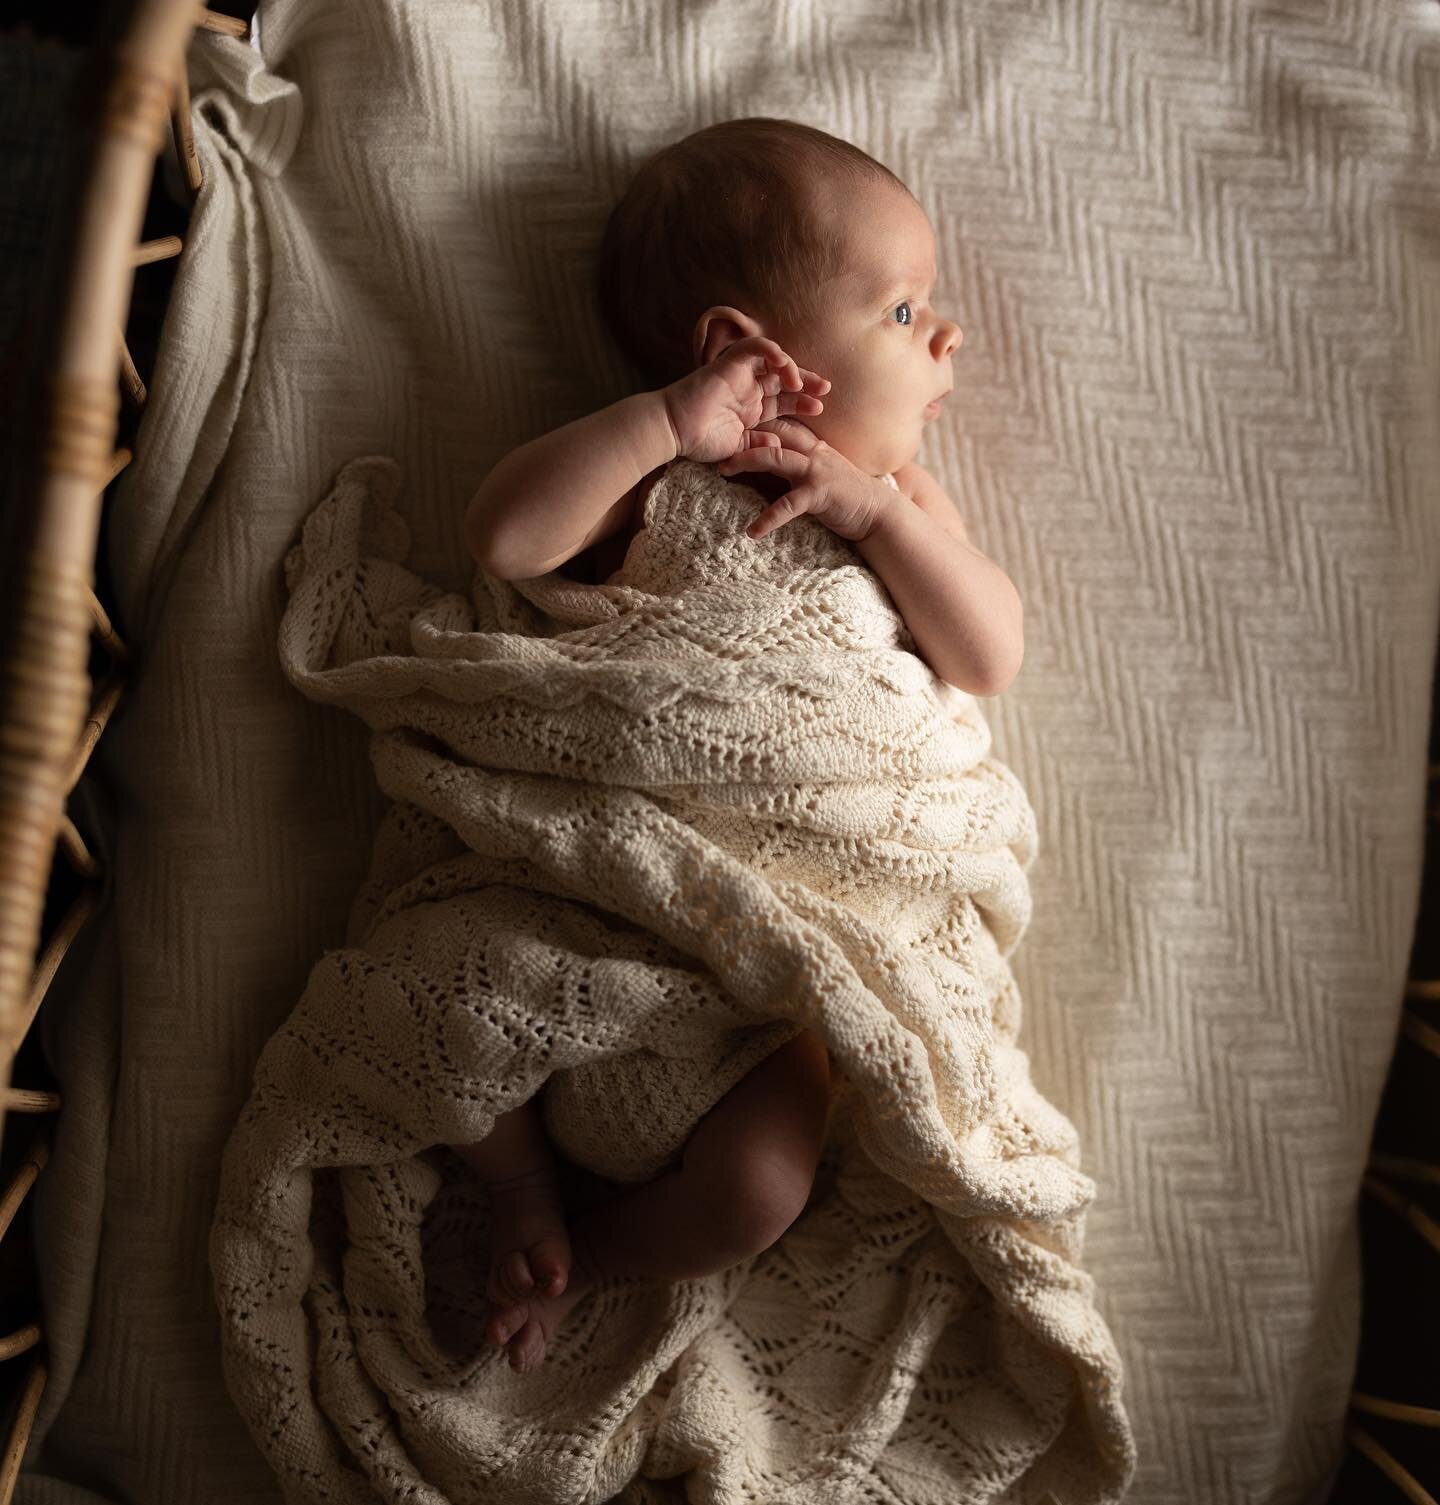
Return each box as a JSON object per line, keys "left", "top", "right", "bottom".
{"left": 597, "top": 118, "right": 962, "bottom": 479}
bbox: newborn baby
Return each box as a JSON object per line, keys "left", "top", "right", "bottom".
{"left": 454, "top": 116, "right": 1024, "bottom": 1373}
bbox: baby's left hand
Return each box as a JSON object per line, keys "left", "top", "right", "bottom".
{"left": 717, "top": 417, "right": 895, "bottom": 544}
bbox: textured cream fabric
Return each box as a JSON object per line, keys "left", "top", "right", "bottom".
{"left": 209, "top": 452, "right": 1134, "bottom": 1503}
{"left": 15, "top": 3, "right": 1440, "bottom": 1504}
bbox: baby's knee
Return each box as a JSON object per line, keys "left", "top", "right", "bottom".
{"left": 717, "top": 1149, "right": 820, "bottom": 1256}
{"left": 681, "top": 1025, "right": 833, "bottom": 1255}
{"left": 712, "top": 1033, "right": 833, "bottom": 1250}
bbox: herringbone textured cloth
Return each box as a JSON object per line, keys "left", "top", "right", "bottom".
{"left": 16, "top": 3, "right": 1440, "bottom": 1504}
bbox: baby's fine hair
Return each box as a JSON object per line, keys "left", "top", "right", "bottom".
{"left": 597, "top": 117, "right": 908, "bottom": 392}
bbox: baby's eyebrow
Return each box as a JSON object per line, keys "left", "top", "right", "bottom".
{"left": 866, "top": 268, "right": 937, "bottom": 300}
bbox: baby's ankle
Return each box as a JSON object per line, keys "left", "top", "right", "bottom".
{"left": 483, "top": 1160, "right": 560, "bottom": 1193}
{"left": 450, "top": 1097, "right": 555, "bottom": 1186}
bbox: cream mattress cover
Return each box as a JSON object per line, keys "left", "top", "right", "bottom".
{"left": 17, "top": 2, "right": 1440, "bottom": 1502}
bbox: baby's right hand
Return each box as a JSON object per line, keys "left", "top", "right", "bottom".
{"left": 662, "top": 337, "right": 830, "bottom": 465}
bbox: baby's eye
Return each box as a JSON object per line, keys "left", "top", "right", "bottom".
{"left": 890, "top": 300, "right": 915, "bottom": 327}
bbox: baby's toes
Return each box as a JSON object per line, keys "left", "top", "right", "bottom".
{"left": 486, "top": 1252, "right": 532, "bottom": 1311}
{"left": 527, "top": 1232, "right": 571, "bottom": 1298}
{"left": 484, "top": 1298, "right": 528, "bottom": 1348}
{"left": 508, "top": 1316, "right": 547, "bottom": 1373}
{"left": 483, "top": 1169, "right": 571, "bottom": 1304}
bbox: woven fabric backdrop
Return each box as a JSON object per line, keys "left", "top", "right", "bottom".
{"left": 16, "top": 2, "right": 1440, "bottom": 1502}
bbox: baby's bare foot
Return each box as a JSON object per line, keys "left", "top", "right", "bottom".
{"left": 486, "top": 1234, "right": 604, "bottom": 1372}
{"left": 482, "top": 1164, "right": 572, "bottom": 1323}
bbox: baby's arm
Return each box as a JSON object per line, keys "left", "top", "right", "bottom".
{"left": 466, "top": 391, "right": 680, "bottom": 580}
{"left": 857, "top": 462, "right": 1024, "bottom": 696}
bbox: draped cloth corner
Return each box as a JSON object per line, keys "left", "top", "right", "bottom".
{"left": 209, "top": 453, "right": 1137, "bottom": 1504}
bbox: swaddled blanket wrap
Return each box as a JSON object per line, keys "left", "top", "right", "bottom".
{"left": 209, "top": 454, "right": 1137, "bottom": 1504}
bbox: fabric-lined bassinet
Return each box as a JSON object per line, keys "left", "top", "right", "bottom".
{"left": 3, "top": 1, "right": 1440, "bottom": 1502}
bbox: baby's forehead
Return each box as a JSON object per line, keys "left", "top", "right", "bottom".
{"left": 834, "top": 234, "right": 936, "bottom": 300}
{"left": 832, "top": 195, "right": 936, "bottom": 280}
{"left": 832, "top": 262, "right": 889, "bottom": 301}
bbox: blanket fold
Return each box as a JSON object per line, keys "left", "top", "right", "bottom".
{"left": 209, "top": 453, "right": 1137, "bottom": 1504}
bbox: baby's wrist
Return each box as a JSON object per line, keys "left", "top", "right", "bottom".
{"left": 854, "top": 476, "right": 905, "bottom": 544}
{"left": 598, "top": 389, "right": 682, "bottom": 507}
{"left": 656, "top": 385, "right": 689, "bottom": 460}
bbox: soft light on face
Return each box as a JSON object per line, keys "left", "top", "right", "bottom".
{"left": 687, "top": 174, "right": 963, "bottom": 480}
{"left": 772, "top": 176, "right": 963, "bottom": 477}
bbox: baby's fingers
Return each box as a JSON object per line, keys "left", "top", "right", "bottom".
{"left": 742, "top": 338, "right": 804, "bottom": 391}
{"left": 761, "top": 344, "right": 831, "bottom": 396}
{"left": 773, "top": 348, "right": 807, "bottom": 392}
{"left": 779, "top": 389, "right": 825, "bottom": 418}
{"left": 769, "top": 365, "right": 828, "bottom": 415}
{"left": 776, "top": 358, "right": 832, "bottom": 397}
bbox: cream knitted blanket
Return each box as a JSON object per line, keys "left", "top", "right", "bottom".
{"left": 209, "top": 453, "right": 1137, "bottom": 1504}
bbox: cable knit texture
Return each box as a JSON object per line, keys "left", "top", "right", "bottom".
{"left": 208, "top": 453, "right": 1136, "bottom": 1503}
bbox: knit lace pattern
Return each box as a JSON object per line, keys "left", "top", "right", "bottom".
{"left": 208, "top": 454, "right": 1137, "bottom": 1504}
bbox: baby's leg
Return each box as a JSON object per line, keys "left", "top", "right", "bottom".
{"left": 489, "top": 1025, "right": 834, "bottom": 1371}
{"left": 451, "top": 1097, "right": 572, "bottom": 1307}
{"left": 574, "top": 1025, "right": 833, "bottom": 1284}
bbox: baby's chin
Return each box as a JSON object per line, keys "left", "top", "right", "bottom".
{"left": 870, "top": 449, "right": 920, "bottom": 480}
{"left": 834, "top": 435, "right": 917, "bottom": 480}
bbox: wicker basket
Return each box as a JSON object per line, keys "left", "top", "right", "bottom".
{"left": 0, "top": 0, "right": 245, "bottom": 1495}
{"left": 0, "top": 4, "right": 1435, "bottom": 1502}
